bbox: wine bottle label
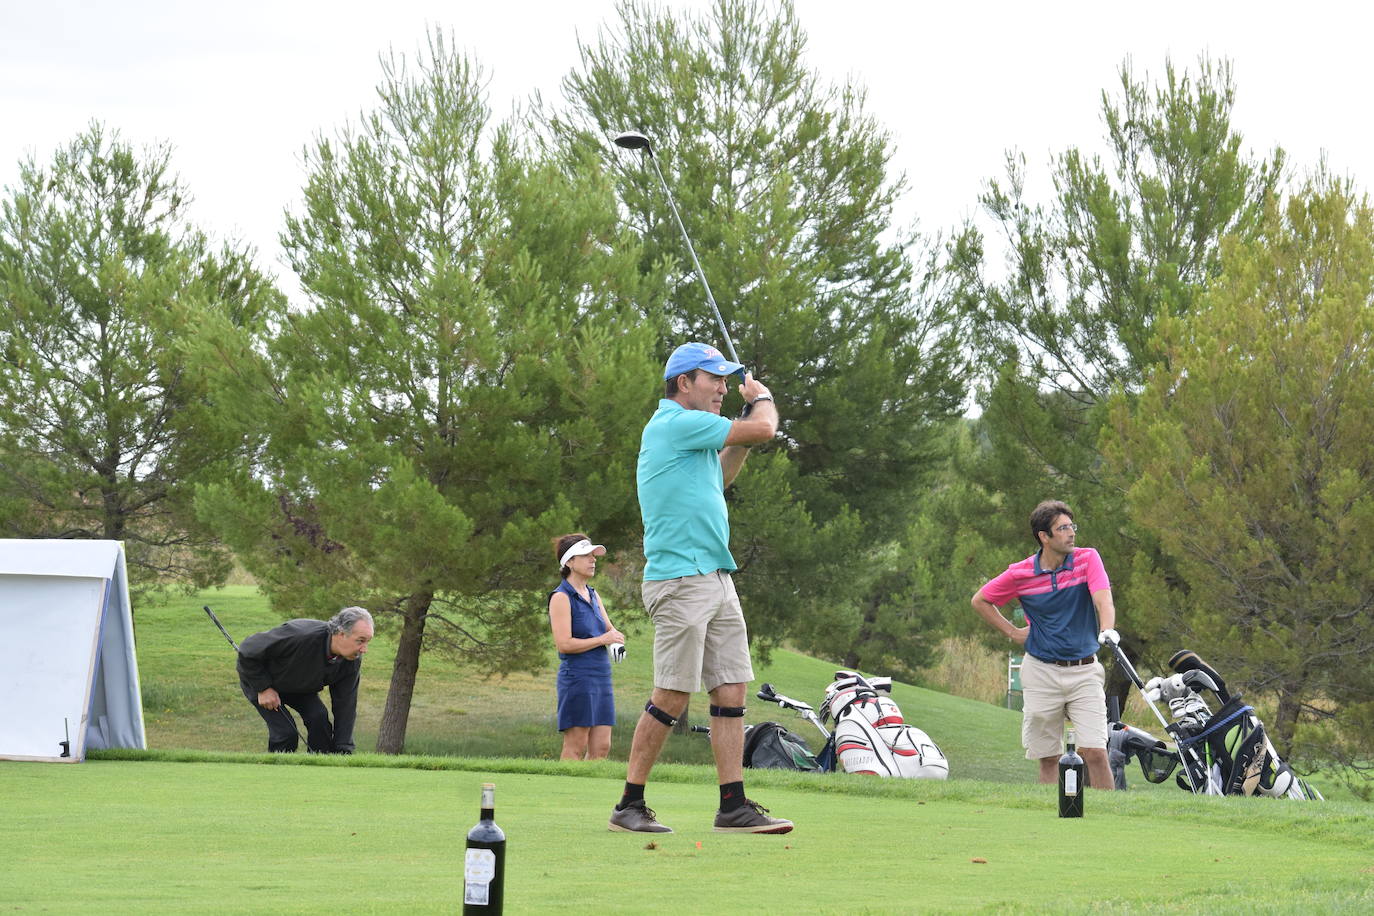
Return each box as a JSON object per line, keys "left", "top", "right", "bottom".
{"left": 1064, "top": 770, "right": 1078, "bottom": 795}
{"left": 464, "top": 881, "right": 489, "bottom": 906}
{"left": 464, "top": 848, "right": 495, "bottom": 905}
{"left": 465, "top": 848, "right": 496, "bottom": 881}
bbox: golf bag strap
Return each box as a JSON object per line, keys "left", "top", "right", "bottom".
{"left": 644, "top": 701, "right": 678, "bottom": 728}
{"left": 1177, "top": 704, "right": 1252, "bottom": 750}
{"left": 709, "top": 704, "right": 746, "bottom": 718}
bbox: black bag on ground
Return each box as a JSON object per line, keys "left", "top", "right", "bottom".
{"left": 742, "top": 721, "right": 823, "bottom": 772}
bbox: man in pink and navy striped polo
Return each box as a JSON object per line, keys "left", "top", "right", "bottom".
{"left": 972, "top": 499, "right": 1119, "bottom": 790}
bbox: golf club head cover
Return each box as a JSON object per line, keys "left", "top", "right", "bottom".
{"left": 709, "top": 704, "right": 746, "bottom": 718}
{"left": 1142, "top": 676, "right": 1165, "bottom": 703}
{"left": 644, "top": 701, "right": 679, "bottom": 728}
{"left": 1160, "top": 673, "right": 1190, "bottom": 701}
{"left": 1168, "top": 648, "right": 1233, "bottom": 703}
{"left": 1180, "top": 669, "right": 1220, "bottom": 697}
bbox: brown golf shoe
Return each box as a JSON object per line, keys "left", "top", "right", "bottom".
{"left": 712, "top": 799, "right": 794, "bottom": 834}
{"left": 608, "top": 801, "right": 673, "bottom": 833}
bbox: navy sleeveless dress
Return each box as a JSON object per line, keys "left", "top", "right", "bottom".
{"left": 551, "top": 579, "right": 616, "bottom": 730}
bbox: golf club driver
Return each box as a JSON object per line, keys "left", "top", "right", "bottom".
{"left": 203, "top": 605, "right": 309, "bottom": 750}
{"left": 612, "top": 129, "right": 742, "bottom": 368}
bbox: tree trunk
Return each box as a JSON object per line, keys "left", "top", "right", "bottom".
{"left": 1273, "top": 688, "right": 1301, "bottom": 758}
{"left": 375, "top": 591, "right": 432, "bottom": 754}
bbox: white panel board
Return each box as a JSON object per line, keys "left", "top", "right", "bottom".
{"left": 0, "top": 574, "right": 106, "bottom": 760}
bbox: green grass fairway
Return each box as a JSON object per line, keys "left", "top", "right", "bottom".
{"left": 143, "top": 587, "right": 1040, "bottom": 777}
{"left": 141, "top": 587, "right": 1358, "bottom": 799}
{"left": 4, "top": 756, "right": 1371, "bottom": 913}
{"left": 138, "top": 587, "right": 1143, "bottom": 789}
{"left": 9, "top": 586, "right": 1370, "bottom": 912}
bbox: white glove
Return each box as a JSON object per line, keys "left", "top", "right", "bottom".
{"left": 607, "top": 643, "right": 626, "bottom": 663}
{"left": 1097, "top": 628, "right": 1120, "bottom": 647}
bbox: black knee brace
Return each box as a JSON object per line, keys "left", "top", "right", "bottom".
{"left": 644, "top": 701, "right": 679, "bottom": 728}
{"left": 709, "top": 704, "right": 746, "bottom": 718}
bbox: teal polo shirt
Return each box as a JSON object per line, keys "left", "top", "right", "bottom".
{"left": 637, "top": 399, "right": 736, "bottom": 580}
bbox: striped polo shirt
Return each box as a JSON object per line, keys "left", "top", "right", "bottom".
{"left": 979, "top": 547, "right": 1110, "bottom": 662}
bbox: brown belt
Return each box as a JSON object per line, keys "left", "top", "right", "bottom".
{"left": 1035, "top": 654, "right": 1097, "bottom": 667}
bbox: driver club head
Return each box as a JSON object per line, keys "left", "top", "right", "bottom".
{"left": 613, "top": 130, "right": 653, "bottom": 153}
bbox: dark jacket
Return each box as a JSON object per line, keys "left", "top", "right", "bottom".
{"left": 237, "top": 619, "right": 361, "bottom": 752}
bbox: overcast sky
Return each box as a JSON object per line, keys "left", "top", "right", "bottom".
{"left": 3, "top": 0, "right": 1370, "bottom": 284}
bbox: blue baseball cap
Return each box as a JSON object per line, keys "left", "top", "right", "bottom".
{"left": 663, "top": 342, "right": 745, "bottom": 381}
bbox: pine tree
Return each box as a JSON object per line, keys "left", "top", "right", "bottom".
{"left": 0, "top": 124, "right": 282, "bottom": 595}
{"left": 197, "top": 33, "right": 660, "bottom": 753}
{"left": 957, "top": 57, "right": 1282, "bottom": 689}
{"left": 549, "top": 0, "right": 970, "bottom": 658}
{"left": 1106, "top": 177, "right": 1374, "bottom": 778}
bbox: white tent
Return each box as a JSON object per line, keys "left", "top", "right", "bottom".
{"left": 0, "top": 539, "right": 146, "bottom": 762}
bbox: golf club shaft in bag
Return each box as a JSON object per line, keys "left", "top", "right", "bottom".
{"left": 1106, "top": 639, "right": 1207, "bottom": 794}
{"left": 613, "top": 130, "right": 741, "bottom": 367}
{"left": 203, "top": 605, "right": 308, "bottom": 748}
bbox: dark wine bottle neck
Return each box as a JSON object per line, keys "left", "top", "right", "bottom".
{"left": 479, "top": 807, "right": 494, "bottom": 821}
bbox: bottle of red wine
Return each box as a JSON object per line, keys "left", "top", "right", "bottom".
{"left": 463, "top": 783, "right": 506, "bottom": 913}
{"left": 1058, "top": 726, "right": 1085, "bottom": 818}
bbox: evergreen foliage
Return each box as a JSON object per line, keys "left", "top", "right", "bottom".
{"left": 0, "top": 124, "right": 282, "bottom": 595}
{"left": 550, "top": 0, "right": 970, "bottom": 662}
{"left": 1106, "top": 176, "right": 1374, "bottom": 788}
{"left": 953, "top": 58, "right": 1283, "bottom": 687}
{"left": 196, "top": 33, "right": 661, "bottom": 753}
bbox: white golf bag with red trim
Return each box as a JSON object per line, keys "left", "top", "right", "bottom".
{"left": 820, "top": 671, "right": 948, "bottom": 779}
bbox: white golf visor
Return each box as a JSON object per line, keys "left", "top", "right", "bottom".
{"left": 559, "top": 539, "right": 606, "bottom": 568}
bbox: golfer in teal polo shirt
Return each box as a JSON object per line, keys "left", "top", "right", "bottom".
{"left": 609, "top": 342, "right": 793, "bottom": 836}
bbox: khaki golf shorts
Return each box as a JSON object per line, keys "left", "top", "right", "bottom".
{"left": 641, "top": 571, "right": 754, "bottom": 694}
{"left": 1020, "top": 654, "right": 1108, "bottom": 758}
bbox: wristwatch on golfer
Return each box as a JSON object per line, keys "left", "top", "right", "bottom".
{"left": 741, "top": 393, "right": 773, "bottom": 419}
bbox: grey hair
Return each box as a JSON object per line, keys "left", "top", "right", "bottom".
{"left": 327, "top": 606, "right": 374, "bottom": 635}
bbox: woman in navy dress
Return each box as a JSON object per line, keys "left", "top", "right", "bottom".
{"left": 548, "top": 533, "right": 624, "bottom": 760}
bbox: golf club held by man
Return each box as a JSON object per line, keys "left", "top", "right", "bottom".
{"left": 236, "top": 606, "right": 374, "bottom": 754}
